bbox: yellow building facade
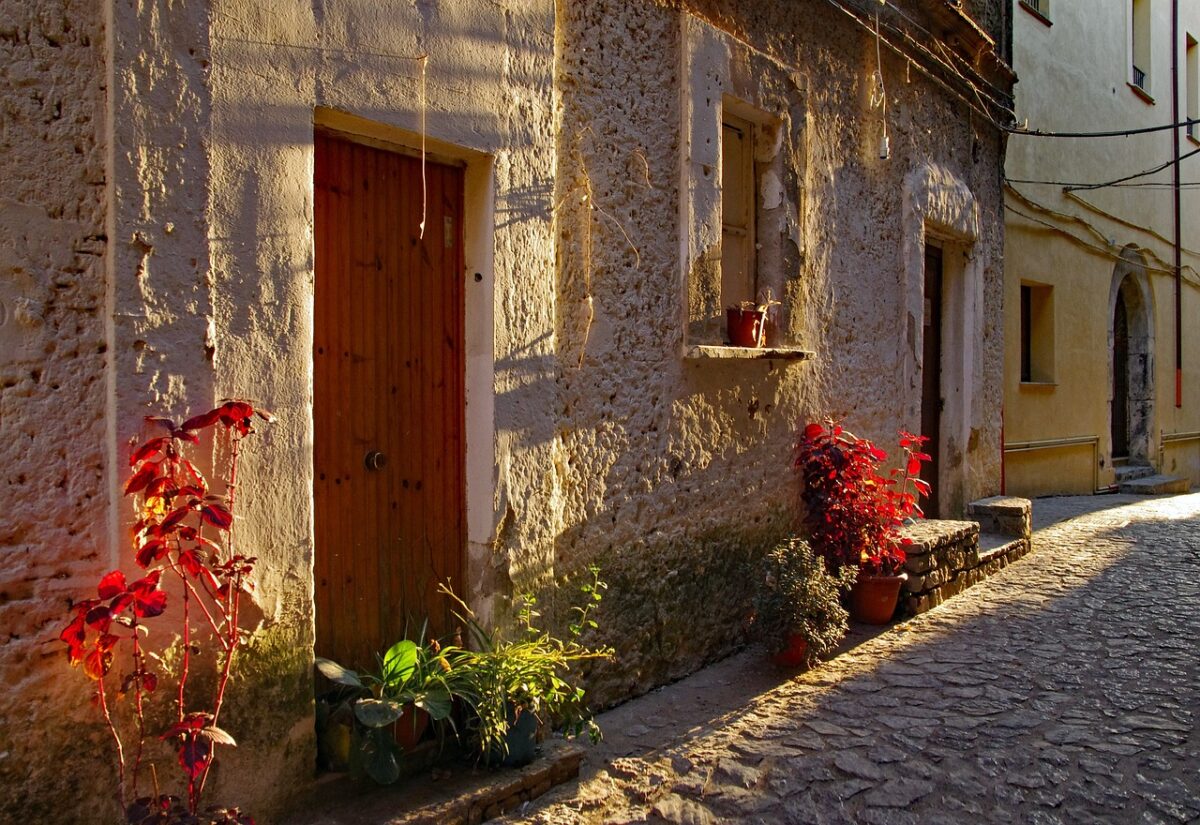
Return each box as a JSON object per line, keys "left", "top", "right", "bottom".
{"left": 1004, "top": 0, "right": 1200, "bottom": 496}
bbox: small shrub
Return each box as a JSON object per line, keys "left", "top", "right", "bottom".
{"left": 754, "top": 537, "right": 856, "bottom": 664}
{"left": 60, "top": 401, "right": 271, "bottom": 823}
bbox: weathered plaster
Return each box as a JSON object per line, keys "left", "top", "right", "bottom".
{"left": 0, "top": 0, "right": 111, "bottom": 820}
{"left": 5, "top": 0, "right": 1011, "bottom": 820}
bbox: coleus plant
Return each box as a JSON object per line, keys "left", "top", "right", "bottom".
{"left": 794, "top": 421, "right": 931, "bottom": 577}
{"left": 60, "top": 401, "right": 271, "bottom": 824}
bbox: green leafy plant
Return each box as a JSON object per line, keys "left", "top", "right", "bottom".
{"left": 314, "top": 630, "right": 466, "bottom": 784}
{"left": 439, "top": 566, "right": 614, "bottom": 763}
{"left": 753, "top": 538, "right": 856, "bottom": 664}
{"left": 794, "top": 421, "right": 930, "bottom": 577}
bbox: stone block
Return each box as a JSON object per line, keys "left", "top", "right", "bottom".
{"left": 968, "top": 496, "right": 1032, "bottom": 540}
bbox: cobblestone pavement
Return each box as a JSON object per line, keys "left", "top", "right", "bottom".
{"left": 503, "top": 493, "right": 1200, "bottom": 824}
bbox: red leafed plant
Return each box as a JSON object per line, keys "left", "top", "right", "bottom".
{"left": 60, "top": 400, "right": 271, "bottom": 824}
{"left": 794, "top": 421, "right": 931, "bottom": 577}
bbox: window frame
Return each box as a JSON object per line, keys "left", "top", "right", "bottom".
{"left": 1019, "top": 281, "right": 1056, "bottom": 385}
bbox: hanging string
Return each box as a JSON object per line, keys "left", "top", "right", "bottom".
{"left": 871, "top": 10, "right": 890, "bottom": 156}
{"left": 418, "top": 54, "right": 428, "bottom": 239}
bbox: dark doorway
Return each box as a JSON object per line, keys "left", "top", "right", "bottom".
{"left": 1112, "top": 289, "right": 1130, "bottom": 459}
{"left": 313, "top": 131, "right": 466, "bottom": 668}
{"left": 920, "top": 244, "right": 943, "bottom": 518}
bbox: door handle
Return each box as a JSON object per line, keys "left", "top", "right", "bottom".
{"left": 364, "top": 450, "right": 387, "bottom": 471}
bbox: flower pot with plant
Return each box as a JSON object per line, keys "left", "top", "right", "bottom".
{"left": 795, "top": 421, "right": 930, "bottom": 625}
{"left": 753, "top": 538, "right": 857, "bottom": 667}
{"left": 314, "top": 628, "right": 467, "bottom": 785}
{"left": 726, "top": 289, "right": 782, "bottom": 347}
{"left": 439, "top": 566, "right": 614, "bottom": 768}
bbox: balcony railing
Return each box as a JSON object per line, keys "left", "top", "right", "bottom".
{"left": 1132, "top": 64, "right": 1147, "bottom": 90}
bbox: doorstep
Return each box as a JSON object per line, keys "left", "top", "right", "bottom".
{"left": 282, "top": 740, "right": 584, "bottom": 825}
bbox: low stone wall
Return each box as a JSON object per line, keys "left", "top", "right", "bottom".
{"left": 900, "top": 518, "right": 1030, "bottom": 616}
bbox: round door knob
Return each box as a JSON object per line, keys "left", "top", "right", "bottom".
{"left": 364, "top": 450, "right": 387, "bottom": 471}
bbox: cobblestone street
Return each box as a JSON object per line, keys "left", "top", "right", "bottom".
{"left": 504, "top": 493, "right": 1200, "bottom": 824}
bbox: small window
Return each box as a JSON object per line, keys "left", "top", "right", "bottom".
{"left": 1187, "top": 35, "right": 1198, "bottom": 139}
{"left": 1020, "top": 283, "right": 1055, "bottom": 383}
{"left": 1132, "top": 0, "right": 1151, "bottom": 92}
{"left": 721, "top": 112, "right": 756, "bottom": 309}
{"left": 1020, "top": 0, "right": 1050, "bottom": 22}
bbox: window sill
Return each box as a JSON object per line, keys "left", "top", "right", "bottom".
{"left": 1019, "top": 380, "right": 1057, "bottom": 390}
{"left": 1018, "top": 2, "right": 1052, "bottom": 27}
{"left": 1188, "top": 132, "right": 1200, "bottom": 147}
{"left": 1127, "top": 82, "right": 1155, "bottom": 105}
{"left": 684, "top": 344, "right": 814, "bottom": 361}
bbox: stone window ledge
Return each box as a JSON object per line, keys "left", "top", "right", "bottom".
{"left": 683, "top": 344, "right": 814, "bottom": 361}
{"left": 1128, "top": 82, "right": 1156, "bottom": 105}
{"left": 1018, "top": 380, "right": 1057, "bottom": 390}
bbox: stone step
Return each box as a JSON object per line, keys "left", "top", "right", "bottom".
{"left": 1118, "top": 474, "right": 1191, "bottom": 495}
{"left": 1114, "top": 462, "right": 1155, "bottom": 483}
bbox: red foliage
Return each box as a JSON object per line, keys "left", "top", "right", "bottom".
{"left": 60, "top": 400, "right": 272, "bottom": 821}
{"left": 794, "top": 421, "right": 931, "bottom": 577}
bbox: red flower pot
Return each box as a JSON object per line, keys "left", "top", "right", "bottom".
{"left": 770, "top": 634, "right": 809, "bottom": 667}
{"left": 726, "top": 307, "right": 766, "bottom": 347}
{"left": 850, "top": 574, "right": 906, "bottom": 624}
{"left": 393, "top": 704, "right": 431, "bottom": 751}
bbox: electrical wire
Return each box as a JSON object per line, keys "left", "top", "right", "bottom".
{"left": 1066, "top": 144, "right": 1200, "bottom": 191}
{"left": 814, "top": 0, "right": 1016, "bottom": 131}
{"left": 1003, "top": 144, "right": 1200, "bottom": 191}
{"left": 1007, "top": 117, "right": 1200, "bottom": 138}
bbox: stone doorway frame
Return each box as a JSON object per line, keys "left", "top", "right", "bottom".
{"left": 901, "top": 164, "right": 983, "bottom": 519}
{"left": 1108, "top": 247, "right": 1156, "bottom": 466}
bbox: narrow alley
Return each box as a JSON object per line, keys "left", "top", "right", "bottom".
{"left": 506, "top": 493, "right": 1200, "bottom": 824}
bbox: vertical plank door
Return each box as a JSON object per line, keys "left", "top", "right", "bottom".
{"left": 921, "top": 244, "right": 943, "bottom": 519}
{"left": 313, "top": 132, "right": 465, "bottom": 669}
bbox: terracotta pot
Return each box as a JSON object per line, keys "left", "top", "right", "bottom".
{"left": 850, "top": 573, "right": 907, "bottom": 625}
{"left": 392, "top": 704, "right": 431, "bottom": 751}
{"left": 770, "top": 633, "right": 809, "bottom": 667}
{"left": 726, "top": 307, "right": 766, "bottom": 347}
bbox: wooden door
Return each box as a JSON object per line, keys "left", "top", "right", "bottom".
{"left": 920, "top": 244, "right": 943, "bottom": 518}
{"left": 313, "top": 132, "right": 465, "bottom": 668}
{"left": 1112, "top": 290, "right": 1130, "bottom": 458}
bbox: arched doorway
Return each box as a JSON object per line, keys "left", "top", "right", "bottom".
{"left": 1109, "top": 250, "right": 1155, "bottom": 467}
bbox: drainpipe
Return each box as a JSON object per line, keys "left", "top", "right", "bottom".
{"left": 1173, "top": 0, "right": 1183, "bottom": 408}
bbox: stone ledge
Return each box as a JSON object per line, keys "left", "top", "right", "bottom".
{"left": 283, "top": 742, "right": 585, "bottom": 825}
{"left": 968, "top": 496, "right": 1031, "bottom": 541}
{"left": 900, "top": 520, "right": 977, "bottom": 556}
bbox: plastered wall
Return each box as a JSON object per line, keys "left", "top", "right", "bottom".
{"left": 3, "top": 0, "right": 1010, "bottom": 821}
{"left": 552, "top": 0, "right": 1007, "bottom": 701}
{"left": 1004, "top": 0, "right": 1200, "bottom": 495}
{"left": 0, "top": 0, "right": 113, "bottom": 819}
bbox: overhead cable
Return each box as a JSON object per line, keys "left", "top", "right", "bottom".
{"left": 1008, "top": 117, "right": 1200, "bottom": 138}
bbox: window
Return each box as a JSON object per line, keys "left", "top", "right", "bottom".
{"left": 1188, "top": 35, "right": 1198, "bottom": 139}
{"left": 680, "top": 16, "right": 804, "bottom": 354}
{"left": 1132, "top": 0, "right": 1151, "bottom": 92}
{"left": 1019, "top": 0, "right": 1050, "bottom": 23}
{"left": 1020, "top": 283, "right": 1055, "bottom": 383}
{"left": 721, "top": 112, "right": 756, "bottom": 308}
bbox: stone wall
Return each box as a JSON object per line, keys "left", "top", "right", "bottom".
{"left": 1, "top": 0, "right": 1011, "bottom": 821}
{"left": 0, "top": 0, "right": 112, "bottom": 819}
{"left": 553, "top": 0, "right": 1009, "bottom": 702}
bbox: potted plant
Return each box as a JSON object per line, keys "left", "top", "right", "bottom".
{"left": 314, "top": 629, "right": 466, "bottom": 785}
{"left": 794, "top": 421, "right": 930, "bottom": 625}
{"left": 726, "top": 289, "right": 782, "bottom": 347}
{"left": 753, "top": 538, "right": 857, "bottom": 667}
{"left": 439, "top": 566, "right": 614, "bottom": 767}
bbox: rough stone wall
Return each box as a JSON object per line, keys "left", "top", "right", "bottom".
{"left": 551, "top": 0, "right": 1008, "bottom": 705}
{"left": 101, "top": 0, "right": 560, "bottom": 820}
{"left": 0, "top": 1, "right": 112, "bottom": 821}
